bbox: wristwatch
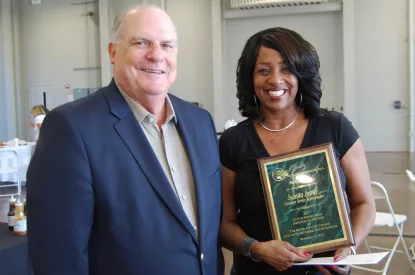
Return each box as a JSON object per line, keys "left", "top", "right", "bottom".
{"left": 241, "top": 237, "right": 260, "bottom": 262}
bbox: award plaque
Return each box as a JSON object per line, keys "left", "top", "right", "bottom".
{"left": 258, "top": 143, "right": 355, "bottom": 253}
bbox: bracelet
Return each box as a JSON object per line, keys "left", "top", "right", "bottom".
{"left": 241, "top": 237, "right": 261, "bottom": 262}
{"left": 349, "top": 246, "right": 357, "bottom": 255}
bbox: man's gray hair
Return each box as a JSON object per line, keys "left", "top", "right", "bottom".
{"left": 111, "top": 5, "right": 177, "bottom": 43}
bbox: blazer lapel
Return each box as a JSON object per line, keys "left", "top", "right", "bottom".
{"left": 104, "top": 82, "right": 198, "bottom": 243}
{"left": 171, "top": 96, "right": 207, "bottom": 244}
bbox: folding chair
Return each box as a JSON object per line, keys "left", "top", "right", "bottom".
{"left": 406, "top": 169, "right": 415, "bottom": 190}
{"left": 405, "top": 170, "right": 415, "bottom": 260}
{"left": 352, "top": 181, "right": 414, "bottom": 274}
{"left": 0, "top": 149, "right": 21, "bottom": 197}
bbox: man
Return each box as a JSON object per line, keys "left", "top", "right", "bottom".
{"left": 27, "top": 5, "right": 224, "bottom": 275}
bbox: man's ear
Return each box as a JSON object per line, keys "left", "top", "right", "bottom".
{"left": 108, "top": 42, "right": 116, "bottom": 64}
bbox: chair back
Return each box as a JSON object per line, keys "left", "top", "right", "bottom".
{"left": 371, "top": 181, "right": 388, "bottom": 200}
{"left": 406, "top": 170, "right": 415, "bottom": 182}
{"left": 371, "top": 181, "right": 403, "bottom": 227}
{"left": 353, "top": 181, "right": 414, "bottom": 274}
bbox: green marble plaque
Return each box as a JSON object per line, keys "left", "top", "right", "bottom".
{"left": 258, "top": 143, "right": 355, "bottom": 253}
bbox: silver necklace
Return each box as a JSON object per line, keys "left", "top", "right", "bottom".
{"left": 260, "top": 109, "right": 299, "bottom": 132}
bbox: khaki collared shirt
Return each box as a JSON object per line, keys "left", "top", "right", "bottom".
{"left": 117, "top": 83, "right": 199, "bottom": 236}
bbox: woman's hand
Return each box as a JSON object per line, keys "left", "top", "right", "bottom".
{"left": 251, "top": 240, "right": 312, "bottom": 271}
{"left": 316, "top": 247, "right": 353, "bottom": 275}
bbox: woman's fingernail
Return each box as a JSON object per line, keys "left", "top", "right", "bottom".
{"left": 330, "top": 265, "right": 337, "bottom": 269}
{"left": 304, "top": 252, "right": 311, "bottom": 256}
{"left": 334, "top": 256, "right": 340, "bottom": 262}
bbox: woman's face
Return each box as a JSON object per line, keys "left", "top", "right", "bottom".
{"left": 253, "top": 46, "right": 299, "bottom": 114}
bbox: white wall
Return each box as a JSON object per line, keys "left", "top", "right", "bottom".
{"left": 1, "top": 0, "right": 412, "bottom": 151}
{"left": 222, "top": 12, "right": 343, "bottom": 129}
{"left": 166, "top": 0, "right": 214, "bottom": 114}
{"left": 354, "top": 0, "right": 409, "bottom": 152}
{"left": 1, "top": 0, "right": 17, "bottom": 141}
{"left": 109, "top": 0, "right": 138, "bottom": 27}
{"left": 0, "top": 1, "right": 5, "bottom": 140}
{"left": 14, "top": 0, "right": 101, "bottom": 140}
{"left": 109, "top": 0, "right": 152, "bottom": 20}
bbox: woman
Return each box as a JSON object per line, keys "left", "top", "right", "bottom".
{"left": 219, "top": 27, "right": 375, "bottom": 275}
{"left": 30, "top": 105, "right": 49, "bottom": 141}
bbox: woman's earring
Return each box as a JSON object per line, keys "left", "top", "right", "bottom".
{"left": 299, "top": 93, "right": 303, "bottom": 107}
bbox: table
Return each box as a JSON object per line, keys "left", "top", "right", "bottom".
{"left": 0, "top": 223, "right": 31, "bottom": 275}
{"left": 0, "top": 143, "right": 36, "bottom": 183}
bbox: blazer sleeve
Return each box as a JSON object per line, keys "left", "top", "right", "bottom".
{"left": 207, "top": 113, "right": 225, "bottom": 275}
{"left": 27, "top": 108, "right": 93, "bottom": 275}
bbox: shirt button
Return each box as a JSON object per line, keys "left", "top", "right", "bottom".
{"left": 149, "top": 117, "right": 155, "bottom": 123}
{"left": 171, "top": 166, "right": 177, "bottom": 172}
{"left": 200, "top": 253, "right": 204, "bottom": 261}
{"left": 181, "top": 195, "right": 187, "bottom": 200}
{"left": 194, "top": 225, "right": 198, "bottom": 230}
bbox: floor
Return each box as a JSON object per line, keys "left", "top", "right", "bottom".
{"left": 2, "top": 152, "right": 415, "bottom": 274}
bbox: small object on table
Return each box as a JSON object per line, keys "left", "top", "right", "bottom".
{"left": 13, "top": 199, "right": 27, "bottom": 236}
{"left": 8, "top": 195, "right": 16, "bottom": 230}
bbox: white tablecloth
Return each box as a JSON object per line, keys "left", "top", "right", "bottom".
{"left": 0, "top": 143, "right": 36, "bottom": 183}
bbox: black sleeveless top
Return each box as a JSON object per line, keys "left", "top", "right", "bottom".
{"left": 219, "top": 110, "right": 359, "bottom": 275}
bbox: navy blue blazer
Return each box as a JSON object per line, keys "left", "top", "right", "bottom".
{"left": 27, "top": 80, "right": 224, "bottom": 275}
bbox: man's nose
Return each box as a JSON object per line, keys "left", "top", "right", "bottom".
{"left": 146, "top": 45, "right": 164, "bottom": 63}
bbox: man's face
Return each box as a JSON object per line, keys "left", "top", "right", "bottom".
{"left": 109, "top": 8, "right": 178, "bottom": 99}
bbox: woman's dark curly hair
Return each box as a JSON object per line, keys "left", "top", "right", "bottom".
{"left": 236, "top": 27, "right": 322, "bottom": 119}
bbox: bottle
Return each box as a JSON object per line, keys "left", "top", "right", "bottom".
{"left": 13, "top": 199, "right": 27, "bottom": 236}
{"left": 24, "top": 198, "right": 27, "bottom": 217}
{"left": 7, "top": 195, "right": 16, "bottom": 230}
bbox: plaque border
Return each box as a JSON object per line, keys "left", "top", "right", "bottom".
{"left": 257, "top": 143, "right": 355, "bottom": 253}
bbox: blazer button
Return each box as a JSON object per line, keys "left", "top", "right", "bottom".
{"left": 304, "top": 270, "right": 310, "bottom": 275}
{"left": 200, "top": 253, "right": 204, "bottom": 261}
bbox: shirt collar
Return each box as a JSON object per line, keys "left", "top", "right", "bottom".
{"left": 116, "top": 81, "right": 177, "bottom": 124}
